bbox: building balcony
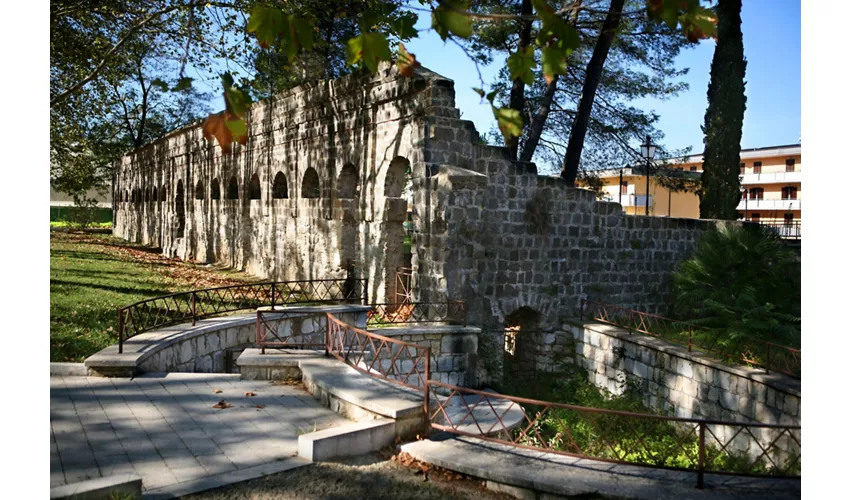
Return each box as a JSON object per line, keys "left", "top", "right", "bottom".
{"left": 619, "top": 194, "right": 652, "bottom": 208}
{"left": 756, "top": 221, "right": 802, "bottom": 240}
{"left": 737, "top": 198, "right": 801, "bottom": 211}
{"left": 741, "top": 171, "right": 802, "bottom": 185}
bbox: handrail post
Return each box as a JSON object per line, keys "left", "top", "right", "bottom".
{"left": 257, "top": 310, "right": 265, "bottom": 355}
{"left": 271, "top": 283, "right": 276, "bottom": 309}
{"left": 117, "top": 308, "right": 124, "bottom": 354}
{"left": 325, "top": 313, "right": 331, "bottom": 357}
{"left": 424, "top": 348, "right": 431, "bottom": 434}
{"left": 191, "top": 291, "right": 197, "bottom": 326}
{"left": 697, "top": 422, "right": 706, "bottom": 489}
{"left": 362, "top": 278, "right": 369, "bottom": 305}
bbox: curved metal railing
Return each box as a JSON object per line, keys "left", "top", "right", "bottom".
{"left": 117, "top": 278, "right": 367, "bottom": 352}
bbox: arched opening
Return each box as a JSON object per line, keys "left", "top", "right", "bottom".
{"left": 195, "top": 180, "right": 205, "bottom": 200}
{"left": 226, "top": 176, "right": 239, "bottom": 200}
{"left": 338, "top": 163, "right": 359, "bottom": 199}
{"left": 144, "top": 188, "right": 150, "bottom": 203}
{"left": 175, "top": 180, "right": 186, "bottom": 238}
{"left": 151, "top": 187, "right": 158, "bottom": 206}
{"left": 249, "top": 173, "right": 261, "bottom": 200}
{"left": 272, "top": 171, "right": 288, "bottom": 199}
{"left": 210, "top": 178, "right": 221, "bottom": 200}
{"left": 159, "top": 186, "right": 166, "bottom": 202}
{"left": 123, "top": 190, "right": 128, "bottom": 203}
{"left": 301, "top": 167, "right": 320, "bottom": 199}
{"left": 503, "top": 307, "right": 541, "bottom": 377}
{"left": 384, "top": 157, "right": 410, "bottom": 198}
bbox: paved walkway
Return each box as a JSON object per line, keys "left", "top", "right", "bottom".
{"left": 50, "top": 373, "right": 348, "bottom": 496}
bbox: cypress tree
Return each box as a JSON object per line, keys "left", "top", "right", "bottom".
{"left": 698, "top": 0, "right": 747, "bottom": 220}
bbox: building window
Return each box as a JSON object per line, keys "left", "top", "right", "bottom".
{"left": 784, "top": 213, "right": 794, "bottom": 226}
{"left": 786, "top": 159, "right": 796, "bottom": 172}
{"left": 753, "top": 161, "right": 762, "bottom": 174}
{"left": 782, "top": 186, "right": 797, "bottom": 200}
{"left": 739, "top": 162, "right": 745, "bottom": 174}
{"left": 620, "top": 182, "right": 628, "bottom": 195}
{"left": 751, "top": 213, "right": 760, "bottom": 222}
{"left": 689, "top": 166, "right": 697, "bottom": 172}
{"left": 736, "top": 212, "right": 744, "bottom": 220}
{"left": 749, "top": 187, "right": 764, "bottom": 200}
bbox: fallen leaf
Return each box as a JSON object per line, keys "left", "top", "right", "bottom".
{"left": 212, "top": 399, "right": 232, "bottom": 409}
{"left": 245, "top": 391, "right": 257, "bottom": 397}
{"left": 254, "top": 404, "right": 265, "bottom": 410}
{"left": 214, "top": 389, "right": 223, "bottom": 394}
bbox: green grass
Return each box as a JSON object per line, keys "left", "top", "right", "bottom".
{"left": 50, "top": 232, "right": 253, "bottom": 362}
{"left": 50, "top": 221, "right": 113, "bottom": 228}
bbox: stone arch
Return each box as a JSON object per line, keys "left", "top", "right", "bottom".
{"left": 123, "top": 190, "right": 128, "bottom": 203}
{"left": 175, "top": 179, "right": 186, "bottom": 238}
{"left": 338, "top": 163, "right": 359, "bottom": 199}
{"left": 151, "top": 187, "right": 158, "bottom": 205}
{"left": 144, "top": 188, "right": 150, "bottom": 203}
{"left": 503, "top": 307, "right": 541, "bottom": 377}
{"left": 210, "top": 178, "right": 221, "bottom": 200}
{"left": 301, "top": 167, "right": 320, "bottom": 199}
{"left": 384, "top": 157, "right": 410, "bottom": 198}
{"left": 248, "top": 173, "right": 261, "bottom": 200}
{"left": 226, "top": 176, "right": 238, "bottom": 200}
{"left": 159, "top": 185, "right": 167, "bottom": 202}
{"left": 195, "top": 180, "right": 205, "bottom": 200}
{"left": 272, "top": 171, "right": 288, "bottom": 199}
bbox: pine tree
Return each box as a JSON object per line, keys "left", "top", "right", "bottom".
{"left": 698, "top": 0, "right": 747, "bottom": 220}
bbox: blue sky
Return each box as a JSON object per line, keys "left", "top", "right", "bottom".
{"left": 404, "top": 0, "right": 801, "bottom": 154}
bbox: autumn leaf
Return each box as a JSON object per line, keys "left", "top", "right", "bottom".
{"left": 245, "top": 391, "right": 257, "bottom": 397}
{"left": 541, "top": 47, "right": 567, "bottom": 84}
{"left": 214, "top": 389, "right": 222, "bottom": 394}
{"left": 397, "top": 44, "right": 420, "bottom": 78}
{"left": 432, "top": 0, "right": 472, "bottom": 41}
{"left": 493, "top": 106, "right": 523, "bottom": 142}
{"left": 254, "top": 404, "right": 265, "bottom": 410}
{"left": 507, "top": 46, "right": 536, "bottom": 85}
{"left": 202, "top": 111, "right": 247, "bottom": 154}
{"left": 247, "top": 5, "right": 284, "bottom": 49}
{"left": 347, "top": 32, "right": 392, "bottom": 73}
{"left": 212, "top": 399, "right": 232, "bottom": 409}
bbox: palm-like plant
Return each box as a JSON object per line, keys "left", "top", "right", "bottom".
{"left": 672, "top": 224, "right": 800, "bottom": 346}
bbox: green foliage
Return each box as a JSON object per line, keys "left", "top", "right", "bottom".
{"left": 433, "top": 0, "right": 474, "bottom": 40}
{"left": 507, "top": 46, "right": 537, "bottom": 85}
{"left": 347, "top": 32, "right": 393, "bottom": 73}
{"left": 672, "top": 224, "right": 800, "bottom": 346}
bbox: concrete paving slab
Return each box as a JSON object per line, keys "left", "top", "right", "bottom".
{"left": 51, "top": 373, "right": 348, "bottom": 493}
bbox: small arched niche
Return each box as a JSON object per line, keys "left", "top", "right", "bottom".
{"left": 338, "top": 163, "right": 359, "bottom": 199}
{"left": 301, "top": 167, "right": 320, "bottom": 199}
{"left": 195, "top": 180, "right": 205, "bottom": 200}
{"left": 210, "top": 179, "right": 221, "bottom": 200}
{"left": 226, "top": 176, "right": 238, "bottom": 200}
{"left": 384, "top": 157, "right": 410, "bottom": 198}
{"left": 272, "top": 171, "right": 288, "bottom": 199}
{"left": 249, "top": 173, "right": 261, "bottom": 200}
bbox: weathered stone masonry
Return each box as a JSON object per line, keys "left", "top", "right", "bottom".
{"left": 114, "top": 63, "right": 727, "bottom": 385}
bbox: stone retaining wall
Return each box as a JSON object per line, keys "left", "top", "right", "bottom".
{"left": 369, "top": 326, "right": 479, "bottom": 388}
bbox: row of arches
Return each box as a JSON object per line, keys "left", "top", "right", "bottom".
{"left": 119, "top": 158, "right": 408, "bottom": 205}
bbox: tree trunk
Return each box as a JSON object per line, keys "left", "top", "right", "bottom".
{"left": 560, "top": 0, "right": 625, "bottom": 185}
{"left": 507, "top": 0, "right": 534, "bottom": 161}
{"left": 519, "top": 75, "right": 558, "bottom": 163}
{"left": 698, "top": 0, "right": 747, "bottom": 220}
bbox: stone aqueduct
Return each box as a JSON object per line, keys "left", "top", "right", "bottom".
{"left": 114, "top": 63, "right": 726, "bottom": 376}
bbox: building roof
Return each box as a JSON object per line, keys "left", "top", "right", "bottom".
{"left": 674, "top": 144, "right": 801, "bottom": 164}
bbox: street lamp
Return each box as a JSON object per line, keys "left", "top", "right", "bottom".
{"left": 640, "top": 135, "right": 657, "bottom": 216}
{"left": 740, "top": 185, "right": 747, "bottom": 221}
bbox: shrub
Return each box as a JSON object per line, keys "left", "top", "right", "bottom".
{"left": 672, "top": 223, "right": 800, "bottom": 347}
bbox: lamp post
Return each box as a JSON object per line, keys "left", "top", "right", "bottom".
{"left": 619, "top": 165, "right": 626, "bottom": 206}
{"left": 640, "top": 135, "right": 657, "bottom": 216}
{"left": 740, "top": 185, "right": 747, "bottom": 221}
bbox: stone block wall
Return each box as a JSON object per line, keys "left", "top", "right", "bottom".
{"left": 137, "top": 307, "right": 367, "bottom": 373}
{"left": 369, "top": 326, "right": 479, "bottom": 389}
{"left": 558, "top": 320, "right": 800, "bottom": 462}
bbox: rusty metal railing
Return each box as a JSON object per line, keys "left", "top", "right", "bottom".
{"left": 426, "top": 381, "right": 801, "bottom": 488}
{"left": 256, "top": 308, "right": 329, "bottom": 353}
{"left": 367, "top": 301, "right": 468, "bottom": 327}
{"left": 395, "top": 266, "right": 413, "bottom": 304}
{"left": 117, "top": 278, "right": 368, "bottom": 353}
{"left": 580, "top": 300, "right": 801, "bottom": 378}
{"left": 326, "top": 313, "right": 432, "bottom": 396}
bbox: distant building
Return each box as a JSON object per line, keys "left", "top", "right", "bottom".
{"left": 582, "top": 144, "right": 802, "bottom": 238}
{"left": 49, "top": 186, "right": 113, "bottom": 223}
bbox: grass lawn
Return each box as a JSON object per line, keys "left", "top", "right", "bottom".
{"left": 50, "top": 232, "right": 256, "bottom": 362}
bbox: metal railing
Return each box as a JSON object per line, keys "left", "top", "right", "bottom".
{"left": 759, "top": 221, "right": 801, "bottom": 240}
{"left": 395, "top": 266, "right": 413, "bottom": 304}
{"left": 326, "top": 313, "right": 432, "bottom": 395}
{"left": 367, "top": 301, "right": 468, "bottom": 327}
{"left": 426, "top": 382, "right": 800, "bottom": 488}
{"left": 580, "top": 300, "right": 801, "bottom": 378}
{"left": 256, "top": 308, "right": 329, "bottom": 353}
{"left": 117, "top": 278, "right": 367, "bottom": 352}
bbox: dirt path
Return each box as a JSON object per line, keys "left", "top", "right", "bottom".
{"left": 185, "top": 450, "right": 512, "bottom": 500}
